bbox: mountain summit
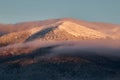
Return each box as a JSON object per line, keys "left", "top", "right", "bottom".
{"left": 27, "top": 21, "right": 107, "bottom": 41}
{"left": 0, "top": 18, "right": 119, "bottom": 46}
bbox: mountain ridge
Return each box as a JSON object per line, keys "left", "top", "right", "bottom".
{"left": 0, "top": 18, "right": 119, "bottom": 47}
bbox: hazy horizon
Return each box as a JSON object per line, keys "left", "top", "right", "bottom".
{"left": 0, "top": 0, "right": 120, "bottom": 24}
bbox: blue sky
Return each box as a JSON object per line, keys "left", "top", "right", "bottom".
{"left": 0, "top": 0, "right": 120, "bottom": 24}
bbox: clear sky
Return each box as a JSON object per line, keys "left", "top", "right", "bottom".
{"left": 0, "top": 0, "right": 120, "bottom": 24}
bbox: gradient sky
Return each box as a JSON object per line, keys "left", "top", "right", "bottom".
{"left": 0, "top": 0, "right": 120, "bottom": 24}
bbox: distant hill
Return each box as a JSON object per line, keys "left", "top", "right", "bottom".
{"left": 0, "top": 18, "right": 120, "bottom": 46}
{"left": 0, "top": 18, "right": 120, "bottom": 47}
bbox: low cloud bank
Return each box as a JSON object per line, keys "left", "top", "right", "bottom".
{"left": 0, "top": 40, "right": 120, "bottom": 58}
